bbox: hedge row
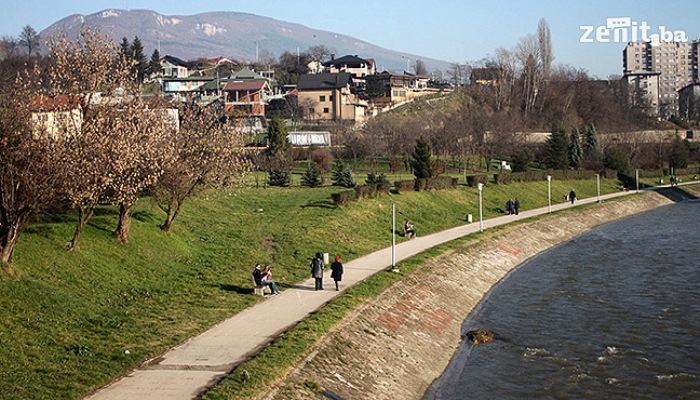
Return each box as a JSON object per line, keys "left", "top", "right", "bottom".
{"left": 331, "top": 190, "right": 356, "bottom": 207}
{"left": 493, "top": 170, "right": 597, "bottom": 185}
{"left": 414, "top": 176, "right": 458, "bottom": 191}
{"left": 331, "top": 182, "right": 391, "bottom": 207}
{"left": 394, "top": 180, "right": 415, "bottom": 193}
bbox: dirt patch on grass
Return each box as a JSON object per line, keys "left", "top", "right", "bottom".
{"left": 262, "top": 192, "right": 674, "bottom": 400}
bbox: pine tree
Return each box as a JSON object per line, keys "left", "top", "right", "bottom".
{"left": 410, "top": 137, "right": 433, "bottom": 179}
{"left": 119, "top": 37, "right": 131, "bottom": 60}
{"left": 268, "top": 170, "right": 291, "bottom": 187}
{"left": 582, "top": 123, "right": 599, "bottom": 160}
{"left": 266, "top": 115, "right": 290, "bottom": 157}
{"left": 669, "top": 134, "right": 689, "bottom": 170}
{"left": 266, "top": 115, "right": 292, "bottom": 187}
{"left": 568, "top": 126, "right": 582, "bottom": 169}
{"left": 301, "top": 163, "right": 322, "bottom": 188}
{"left": 332, "top": 159, "right": 355, "bottom": 188}
{"left": 130, "top": 36, "right": 147, "bottom": 82}
{"left": 149, "top": 48, "right": 162, "bottom": 77}
{"left": 544, "top": 125, "right": 568, "bottom": 170}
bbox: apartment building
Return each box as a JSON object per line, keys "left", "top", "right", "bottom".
{"left": 623, "top": 40, "right": 699, "bottom": 116}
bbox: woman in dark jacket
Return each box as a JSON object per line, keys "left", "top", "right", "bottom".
{"left": 330, "top": 256, "right": 344, "bottom": 291}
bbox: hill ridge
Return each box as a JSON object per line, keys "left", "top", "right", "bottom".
{"left": 41, "top": 8, "right": 451, "bottom": 73}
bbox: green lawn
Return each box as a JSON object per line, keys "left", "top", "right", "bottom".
{"left": 1, "top": 175, "right": 623, "bottom": 399}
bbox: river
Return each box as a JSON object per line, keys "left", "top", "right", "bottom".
{"left": 424, "top": 200, "right": 700, "bottom": 399}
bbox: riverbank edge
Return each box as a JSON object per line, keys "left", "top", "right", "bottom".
{"left": 262, "top": 191, "right": 676, "bottom": 399}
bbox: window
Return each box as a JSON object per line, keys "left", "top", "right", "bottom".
{"left": 319, "top": 95, "right": 326, "bottom": 102}
{"left": 309, "top": 107, "right": 315, "bottom": 114}
{"left": 323, "top": 107, "right": 330, "bottom": 113}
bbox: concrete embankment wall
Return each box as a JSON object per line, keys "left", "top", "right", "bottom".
{"left": 264, "top": 192, "right": 674, "bottom": 400}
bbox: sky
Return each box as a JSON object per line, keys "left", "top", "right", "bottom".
{"left": 2, "top": 0, "right": 699, "bottom": 78}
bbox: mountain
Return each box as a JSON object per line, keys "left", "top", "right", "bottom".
{"left": 41, "top": 9, "right": 451, "bottom": 74}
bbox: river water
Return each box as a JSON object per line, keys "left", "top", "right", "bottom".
{"left": 424, "top": 200, "right": 700, "bottom": 400}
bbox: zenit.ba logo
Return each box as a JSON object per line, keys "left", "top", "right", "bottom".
{"left": 580, "top": 17, "right": 688, "bottom": 46}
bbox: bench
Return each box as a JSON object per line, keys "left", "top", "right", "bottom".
{"left": 253, "top": 277, "right": 272, "bottom": 296}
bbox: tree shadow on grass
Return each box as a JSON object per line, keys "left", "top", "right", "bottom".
{"left": 300, "top": 199, "right": 335, "bottom": 209}
{"left": 219, "top": 284, "right": 254, "bottom": 295}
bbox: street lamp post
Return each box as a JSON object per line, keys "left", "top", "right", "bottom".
{"left": 547, "top": 175, "right": 552, "bottom": 213}
{"left": 391, "top": 203, "right": 396, "bottom": 270}
{"left": 477, "top": 183, "right": 484, "bottom": 233}
{"left": 636, "top": 169, "right": 640, "bottom": 193}
{"left": 596, "top": 173, "right": 601, "bottom": 202}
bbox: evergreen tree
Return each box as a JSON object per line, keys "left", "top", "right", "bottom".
{"left": 301, "top": 163, "right": 322, "bottom": 188}
{"left": 266, "top": 115, "right": 292, "bottom": 187}
{"left": 268, "top": 170, "right": 292, "bottom": 187}
{"left": 604, "top": 146, "right": 631, "bottom": 173}
{"left": 669, "top": 134, "right": 689, "bottom": 170}
{"left": 568, "top": 126, "right": 583, "bottom": 169}
{"left": 582, "top": 123, "right": 599, "bottom": 160}
{"left": 149, "top": 48, "right": 162, "bottom": 77}
{"left": 544, "top": 125, "right": 569, "bottom": 170}
{"left": 119, "top": 37, "right": 131, "bottom": 60}
{"left": 130, "top": 36, "right": 147, "bottom": 82}
{"left": 266, "top": 114, "right": 290, "bottom": 156}
{"left": 410, "top": 137, "right": 433, "bottom": 179}
{"left": 510, "top": 148, "right": 534, "bottom": 172}
{"left": 332, "top": 159, "right": 356, "bottom": 188}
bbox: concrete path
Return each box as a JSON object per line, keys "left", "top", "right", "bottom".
{"left": 85, "top": 187, "right": 658, "bottom": 399}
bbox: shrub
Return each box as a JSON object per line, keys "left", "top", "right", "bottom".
{"left": 268, "top": 170, "right": 291, "bottom": 187}
{"left": 331, "top": 190, "right": 356, "bottom": 207}
{"left": 394, "top": 179, "right": 415, "bottom": 193}
{"left": 301, "top": 163, "right": 322, "bottom": 188}
{"left": 332, "top": 159, "right": 356, "bottom": 188}
{"left": 466, "top": 175, "right": 489, "bottom": 187}
{"left": 354, "top": 184, "right": 377, "bottom": 200}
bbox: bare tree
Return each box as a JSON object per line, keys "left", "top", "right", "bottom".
{"left": 537, "top": 18, "right": 553, "bottom": 81}
{"left": 448, "top": 62, "right": 466, "bottom": 86}
{"left": 0, "top": 36, "right": 19, "bottom": 60}
{"left": 306, "top": 45, "right": 332, "bottom": 63}
{"left": 515, "top": 34, "right": 541, "bottom": 114}
{"left": 415, "top": 60, "right": 428, "bottom": 76}
{"left": 18, "top": 25, "right": 40, "bottom": 57}
{"left": 153, "top": 101, "right": 250, "bottom": 232}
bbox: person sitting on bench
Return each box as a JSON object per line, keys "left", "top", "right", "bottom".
{"left": 404, "top": 220, "right": 416, "bottom": 239}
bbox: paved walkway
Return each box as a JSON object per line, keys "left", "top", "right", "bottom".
{"left": 86, "top": 187, "right": 662, "bottom": 399}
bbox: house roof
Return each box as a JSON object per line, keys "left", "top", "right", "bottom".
{"left": 230, "top": 67, "right": 267, "bottom": 81}
{"left": 161, "top": 55, "right": 188, "bottom": 67}
{"left": 29, "top": 95, "right": 82, "bottom": 112}
{"left": 297, "top": 73, "right": 353, "bottom": 90}
{"left": 223, "top": 80, "right": 268, "bottom": 92}
{"left": 323, "top": 55, "right": 370, "bottom": 68}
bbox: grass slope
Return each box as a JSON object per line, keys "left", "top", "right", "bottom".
{"left": 1, "top": 178, "right": 620, "bottom": 399}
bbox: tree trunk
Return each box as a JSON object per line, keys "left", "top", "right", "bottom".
{"left": 0, "top": 223, "right": 20, "bottom": 272}
{"left": 69, "top": 204, "right": 95, "bottom": 251}
{"left": 160, "top": 200, "right": 182, "bottom": 233}
{"left": 114, "top": 201, "right": 134, "bottom": 244}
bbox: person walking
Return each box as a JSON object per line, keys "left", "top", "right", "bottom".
{"left": 513, "top": 198, "right": 520, "bottom": 215}
{"left": 505, "top": 198, "right": 514, "bottom": 215}
{"left": 330, "top": 256, "right": 344, "bottom": 291}
{"left": 310, "top": 252, "right": 325, "bottom": 291}
{"left": 569, "top": 189, "right": 577, "bottom": 204}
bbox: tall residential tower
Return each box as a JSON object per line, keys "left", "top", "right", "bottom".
{"left": 623, "top": 40, "right": 699, "bottom": 116}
